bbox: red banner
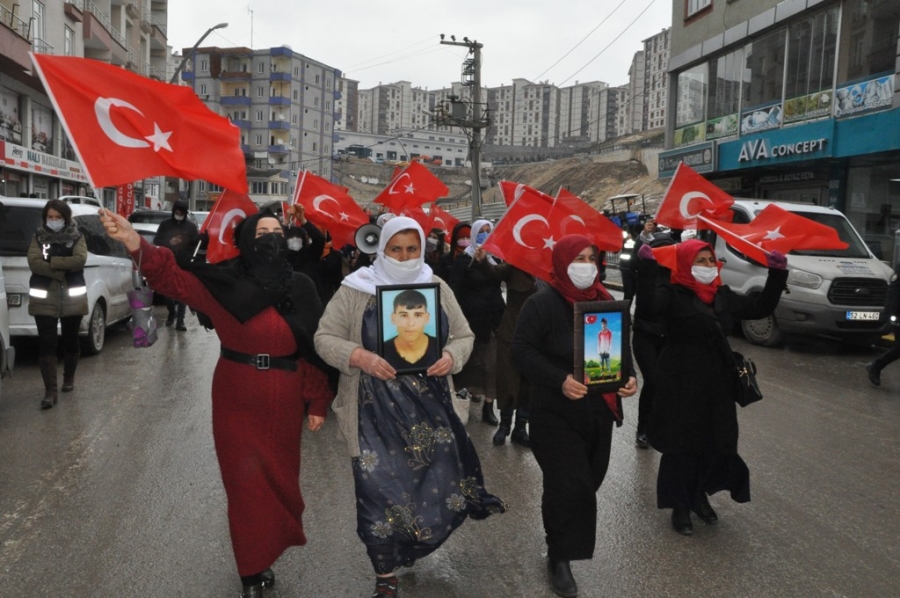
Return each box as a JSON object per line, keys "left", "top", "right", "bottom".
{"left": 115, "top": 183, "right": 135, "bottom": 218}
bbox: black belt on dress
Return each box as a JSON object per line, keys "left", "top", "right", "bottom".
{"left": 220, "top": 347, "right": 299, "bottom": 371}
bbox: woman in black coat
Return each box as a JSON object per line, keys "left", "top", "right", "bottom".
{"left": 637, "top": 239, "right": 787, "bottom": 536}
{"left": 512, "top": 234, "right": 637, "bottom": 598}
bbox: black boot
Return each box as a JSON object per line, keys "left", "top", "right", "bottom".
{"left": 260, "top": 568, "right": 275, "bottom": 589}
{"left": 510, "top": 417, "right": 532, "bottom": 448}
{"left": 692, "top": 494, "right": 718, "bottom": 524}
{"left": 39, "top": 356, "right": 58, "bottom": 410}
{"left": 481, "top": 401, "right": 499, "bottom": 425}
{"left": 175, "top": 318, "right": 187, "bottom": 331}
{"left": 493, "top": 410, "right": 512, "bottom": 445}
{"left": 866, "top": 362, "right": 881, "bottom": 387}
{"left": 547, "top": 559, "right": 577, "bottom": 597}
{"left": 62, "top": 351, "right": 79, "bottom": 392}
{"left": 239, "top": 583, "right": 263, "bottom": 598}
{"left": 671, "top": 507, "right": 693, "bottom": 536}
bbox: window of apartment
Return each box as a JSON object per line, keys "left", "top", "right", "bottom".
{"left": 705, "top": 47, "right": 743, "bottom": 138}
{"left": 200, "top": 59, "right": 208, "bottom": 72}
{"left": 252, "top": 181, "right": 268, "bottom": 194}
{"left": 312, "top": 142, "right": 317, "bottom": 152}
{"left": 255, "top": 134, "right": 263, "bottom": 145}
{"left": 741, "top": 29, "right": 786, "bottom": 110}
{"left": 784, "top": 6, "right": 838, "bottom": 124}
{"left": 255, "top": 110, "right": 263, "bottom": 122}
{"left": 325, "top": 101, "right": 330, "bottom": 110}
{"left": 315, "top": 74, "right": 321, "bottom": 84}
{"left": 314, "top": 97, "right": 319, "bottom": 107}
{"left": 257, "top": 87, "right": 265, "bottom": 98}
{"left": 686, "top": 0, "right": 712, "bottom": 18}
{"left": 257, "top": 62, "right": 265, "bottom": 73}
{"left": 837, "top": 0, "right": 899, "bottom": 86}
{"left": 674, "top": 63, "right": 707, "bottom": 143}
{"left": 294, "top": 66, "right": 300, "bottom": 76}
{"left": 64, "top": 26, "right": 74, "bottom": 56}
{"left": 292, "top": 114, "right": 298, "bottom": 124}
{"left": 32, "top": 1, "right": 45, "bottom": 41}
{"left": 293, "top": 89, "right": 299, "bottom": 100}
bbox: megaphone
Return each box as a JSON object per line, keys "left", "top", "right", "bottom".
{"left": 355, "top": 223, "right": 381, "bottom": 254}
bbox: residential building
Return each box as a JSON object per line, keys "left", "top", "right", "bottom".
{"left": 614, "top": 85, "right": 632, "bottom": 138}
{"left": 589, "top": 86, "right": 626, "bottom": 143}
{"left": 660, "top": 0, "right": 900, "bottom": 262}
{"left": 643, "top": 28, "right": 670, "bottom": 130}
{"left": 0, "top": 0, "right": 169, "bottom": 205}
{"left": 182, "top": 45, "right": 339, "bottom": 207}
{"left": 559, "top": 81, "right": 607, "bottom": 145}
{"left": 335, "top": 76, "right": 358, "bottom": 132}
{"left": 627, "top": 51, "right": 645, "bottom": 134}
{"left": 333, "top": 128, "right": 469, "bottom": 168}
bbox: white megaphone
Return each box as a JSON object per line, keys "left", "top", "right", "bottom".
{"left": 354, "top": 223, "right": 382, "bottom": 254}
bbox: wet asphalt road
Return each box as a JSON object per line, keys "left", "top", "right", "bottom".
{"left": 0, "top": 302, "right": 898, "bottom": 598}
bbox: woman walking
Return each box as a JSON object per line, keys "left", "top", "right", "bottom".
{"left": 101, "top": 208, "right": 334, "bottom": 597}
{"left": 315, "top": 216, "right": 505, "bottom": 598}
{"left": 512, "top": 234, "right": 637, "bottom": 597}
{"left": 28, "top": 199, "right": 87, "bottom": 409}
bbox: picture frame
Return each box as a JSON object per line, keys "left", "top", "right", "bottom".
{"left": 574, "top": 300, "right": 632, "bottom": 393}
{"left": 376, "top": 283, "right": 442, "bottom": 375}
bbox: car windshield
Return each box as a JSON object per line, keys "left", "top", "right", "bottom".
{"left": 755, "top": 210, "right": 870, "bottom": 258}
{"left": 0, "top": 205, "right": 43, "bottom": 256}
{"left": 129, "top": 211, "right": 170, "bottom": 224}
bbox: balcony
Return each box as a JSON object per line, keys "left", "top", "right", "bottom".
{"left": 268, "top": 144, "right": 290, "bottom": 154}
{"left": 270, "top": 71, "right": 290, "bottom": 81}
{"left": 221, "top": 96, "right": 252, "bottom": 106}
{"left": 270, "top": 46, "right": 292, "bottom": 58}
{"left": 0, "top": 5, "right": 32, "bottom": 70}
{"left": 268, "top": 120, "right": 290, "bottom": 130}
{"left": 269, "top": 96, "right": 290, "bottom": 106}
{"left": 32, "top": 37, "right": 55, "bottom": 55}
{"left": 64, "top": 0, "right": 85, "bottom": 22}
{"left": 231, "top": 120, "right": 252, "bottom": 129}
{"left": 221, "top": 70, "right": 252, "bottom": 80}
{"left": 148, "top": 13, "right": 166, "bottom": 51}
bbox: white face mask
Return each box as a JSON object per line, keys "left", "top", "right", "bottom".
{"left": 691, "top": 265, "right": 718, "bottom": 284}
{"left": 287, "top": 238, "right": 304, "bottom": 251}
{"left": 567, "top": 263, "right": 598, "bottom": 290}
{"left": 380, "top": 254, "right": 423, "bottom": 282}
{"left": 174, "top": 214, "right": 185, "bottom": 222}
{"left": 46, "top": 220, "right": 65, "bottom": 232}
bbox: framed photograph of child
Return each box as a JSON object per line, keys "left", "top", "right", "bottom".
{"left": 573, "top": 300, "right": 632, "bottom": 393}
{"left": 376, "top": 283, "right": 442, "bottom": 375}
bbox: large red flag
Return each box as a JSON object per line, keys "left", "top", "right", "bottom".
{"left": 428, "top": 203, "right": 460, "bottom": 235}
{"left": 293, "top": 170, "right": 368, "bottom": 248}
{"left": 31, "top": 54, "right": 248, "bottom": 193}
{"left": 372, "top": 161, "right": 449, "bottom": 213}
{"left": 698, "top": 204, "right": 849, "bottom": 265}
{"left": 555, "top": 187, "right": 624, "bottom": 252}
{"left": 400, "top": 205, "right": 430, "bottom": 232}
{"left": 655, "top": 162, "right": 733, "bottom": 230}
{"left": 500, "top": 180, "right": 529, "bottom": 207}
{"left": 201, "top": 190, "right": 259, "bottom": 263}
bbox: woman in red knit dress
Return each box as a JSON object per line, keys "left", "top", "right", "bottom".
{"left": 101, "top": 208, "right": 334, "bottom": 598}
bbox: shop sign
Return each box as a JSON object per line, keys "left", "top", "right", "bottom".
{"left": 658, "top": 142, "right": 715, "bottom": 178}
{"left": 834, "top": 74, "right": 894, "bottom": 119}
{"left": 706, "top": 113, "right": 738, "bottom": 140}
{"left": 717, "top": 119, "right": 835, "bottom": 171}
{"left": 115, "top": 183, "right": 135, "bottom": 218}
{"left": 674, "top": 122, "right": 705, "bottom": 147}
{"left": 740, "top": 102, "right": 783, "bottom": 136}
{"left": 784, "top": 90, "right": 832, "bottom": 125}
{"left": 757, "top": 171, "right": 819, "bottom": 185}
{"left": 1, "top": 139, "right": 89, "bottom": 183}
{"left": 738, "top": 138, "right": 827, "bottom": 162}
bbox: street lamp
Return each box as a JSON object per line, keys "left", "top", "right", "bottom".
{"left": 170, "top": 22, "right": 228, "bottom": 84}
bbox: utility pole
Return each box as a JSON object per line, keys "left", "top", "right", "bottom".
{"left": 437, "top": 36, "right": 488, "bottom": 220}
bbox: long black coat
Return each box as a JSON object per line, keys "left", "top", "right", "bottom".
{"left": 449, "top": 254, "right": 506, "bottom": 343}
{"left": 646, "top": 265, "right": 788, "bottom": 455}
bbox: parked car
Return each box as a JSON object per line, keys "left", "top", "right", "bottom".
{"left": 192, "top": 211, "right": 210, "bottom": 229}
{"left": 129, "top": 208, "right": 199, "bottom": 227}
{"left": 0, "top": 198, "right": 135, "bottom": 355}
{"left": 0, "top": 243, "right": 15, "bottom": 402}
{"left": 711, "top": 199, "right": 894, "bottom": 346}
{"left": 59, "top": 195, "right": 103, "bottom": 208}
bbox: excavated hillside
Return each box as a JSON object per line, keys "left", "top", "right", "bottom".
{"left": 330, "top": 154, "right": 668, "bottom": 215}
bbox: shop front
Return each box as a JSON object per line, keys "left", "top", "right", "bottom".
{"left": 1, "top": 139, "right": 92, "bottom": 199}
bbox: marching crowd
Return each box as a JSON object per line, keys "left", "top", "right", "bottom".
{"left": 28, "top": 202, "right": 823, "bottom": 598}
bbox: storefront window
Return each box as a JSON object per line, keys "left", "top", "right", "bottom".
{"left": 846, "top": 163, "right": 900, "bottom": 263}
{"left": 837, "top": 0, "right": 900, "bottom": 85}
{"left": 31, "top": 103, "right": 54, "bottom": 154}
{"left": 706, "top": 48, "right": 744, "bottom": 139}
{"left": 674, "top": 64, "right": 707, "bottom": 146}
{"left": 0, "top": 87, "right": 23, "bottom": 145}
{"left": 742, "top": 30, "right": 786, "bottom": 109}
{"left": 784, "top": 7, "right": 838, "bottom": 124}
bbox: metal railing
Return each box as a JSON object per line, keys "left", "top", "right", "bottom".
{"left": 150, "top": 14, "right": 166, "bottom": 36}
{"left": 1, "top": 4, "right": 31, "bottom": 38}
{"left": 64, "top": 0, "right": 85, "bottom": 11}
{"left": 32, "top": 37, "right": 55, "bottom": 55}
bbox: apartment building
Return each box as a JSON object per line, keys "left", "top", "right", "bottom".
{"left": 643, "top": 28, "right": 670, "bottom": 130}
{"left": 335, "top": 76, "right": 358, "bottom": 132}
{"left": 183, "top": 45, "right": 339, "bottom": 206}
{"left": 660, "top": 0, "right": 900, "bottom": 262}
{"left": 627, "top": 51, "right": 645, "bottom": 135}
{"left": 0, "top": 0, "right": 169, "bottom": 204}
{"left": 559, "top": 81, "right": 607, "bottom": 144}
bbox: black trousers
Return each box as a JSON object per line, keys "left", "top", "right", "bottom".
{"left": 166, "top": 298, "right": 186, "bottom": 320}
{"left": 631, "top": 330, "right": 665, "bottom": 436}
{"left": 872, "top": 338, "right": 900, "bottom": 372}
{"left": 621, "top": 269, "right": 636, "bottom": 301}
{"left": 34, "top": 315, "right": 82, "bottom": 357}
{"left": 530, "top": 400, "right": 614, "bottom": 561}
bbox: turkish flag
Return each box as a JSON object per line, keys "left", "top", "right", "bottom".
{"left": 292, "top": 170, "right": 368, "bottom": 248}
{"left": 555, "top": 188, "right": 624, "bottom": 252}
{"left": 372, "top": 161, "right": 449, "bottom": 213}
{"left": 698, "top": 204, "right": 849, "bottom": 265}
{"left": 655, "top": 163, "right": 734, "bottom": 230}
{"left": 499, "top": 180, "right": 529, "bottom": 207}
{"left": 428, "top": 203, "right": 460, "bottom": 235}
{"left": 201, "top": 190, "right": 259, "bottom": 263}
{"left": 400, "top": 204, "right": 430, "bottom": 232}
{"left": 31, "top": 54, "right": 248, "bottom": 192}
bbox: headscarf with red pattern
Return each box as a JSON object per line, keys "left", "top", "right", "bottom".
{"left": 550, "top": 234, "right": 613, "bottom": 304}
{"left": 671, "top": 239, "right": 720, "bottom": 305}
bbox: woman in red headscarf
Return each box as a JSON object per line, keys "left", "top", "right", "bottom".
{"left": 512, "top": 234, "right": 638, "bottom": 598}
{"left": 637, "top": 238, "right": 787, "bottom": 536}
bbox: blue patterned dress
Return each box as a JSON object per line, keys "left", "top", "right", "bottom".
{"left": 354, "top": 303, "right": 505, "bottom": 574}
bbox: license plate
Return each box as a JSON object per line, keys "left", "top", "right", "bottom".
{"left": 7, "top": 293, "right": 22, "bottom": 307}
{"left": 846, "top": 311, "right": 880, "bottom": 321}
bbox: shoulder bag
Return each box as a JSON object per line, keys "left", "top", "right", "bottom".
{"left": 733, "top": 351, "right": 762, "bottom": 407}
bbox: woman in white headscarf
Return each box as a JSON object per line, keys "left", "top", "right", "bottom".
{"left": 314, "top": 217, "right": 505, "bottom": 598}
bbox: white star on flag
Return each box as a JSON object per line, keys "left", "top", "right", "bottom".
{"left": 763, "top": 226, "right": 785, "bottom": 241}
{"left": 404, "top": 182, "right": 416, "bottom": 194}
{"left": 145, "top": 122, "right": 173, "bottom": 152}
{"left": 543, "top": 236, "right": 556, "bottom": 250}
{"left": 339, "top": 212, "right": 350, "bottom": 222}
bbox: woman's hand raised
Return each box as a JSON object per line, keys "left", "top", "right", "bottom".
{"left": 350, "top": 347, "right": 397, "bottom": 380}
{"left": 99, "top": 209, "right": 141, "bottom": 252}
{"left": 562, "top": 374, "right": 588, "bottom": 400}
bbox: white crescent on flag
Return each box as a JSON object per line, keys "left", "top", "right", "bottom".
{"left": 679, "top": 192, "right": 715, "bottom": 219}
{"left": 313, "top": 195, "right": 340, "bottom": 218}
{"left": 513, "top": 214, "right": 549, "bottom": 248}
{"left": 218, "top": 209, "right": 246, "bottom": 244}
{"left": 388, "top": 173, "right": 414, "bottom": 195}
{"left": 94, "top": 97, "right": 173, "bottom": 152}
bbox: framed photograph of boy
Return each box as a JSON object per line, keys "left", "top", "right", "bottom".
{"left": 376, "top": 283, "right": 442, "bottom": 375}
{"left": 573, "top": 300, "right": 631, "bottom": 393}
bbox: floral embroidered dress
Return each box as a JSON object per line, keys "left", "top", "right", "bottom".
{"left": 354, "top": 303, "right": 504, "bottom": 573}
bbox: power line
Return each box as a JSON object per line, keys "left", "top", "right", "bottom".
{"left": 343, "top": 34, "right": 439, "bottom": 71}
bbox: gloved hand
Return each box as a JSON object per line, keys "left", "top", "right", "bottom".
{"left": 637, "top": 244, "right": 655, "bottom": 261}
{"left": 766, "top": 250, "right": 787, "bottom": 270}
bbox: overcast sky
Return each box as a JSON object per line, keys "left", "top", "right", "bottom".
{"left": 167, "top": 0, "right": 673, "bottom": 91}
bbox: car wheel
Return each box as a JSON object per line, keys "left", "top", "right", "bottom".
{"left": 81, "top": 302, "right": 107, "bottom": 355}
{"left": 742, "top": 315, "right": 783, "bottom": 347}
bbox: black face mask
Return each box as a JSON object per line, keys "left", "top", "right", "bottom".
{"left": 252, "top": 233, "right": 288, "bottom": 265}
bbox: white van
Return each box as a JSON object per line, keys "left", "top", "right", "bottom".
{"left": 712, "top": 199, "right": 894, "bottom": 346}
{"left": 0, "top": 198, "right": 134, "bottom": 354}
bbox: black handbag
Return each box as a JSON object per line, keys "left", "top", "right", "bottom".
{"left": 733, "top": 351, "right": 762, "bottom": 407}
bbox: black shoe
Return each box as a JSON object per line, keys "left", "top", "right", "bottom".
{"left": 175, "top": 320, "right": 187, "bottom": 331}
{"left": 482, "top": 402, "right": 499, "bottom": 425}
{"left": 165, "top": 315, "right": 175, "bottom": 327}
{"left": 510, "top": 424, "right": 532, "bottom": 448}
{"left": 240, "top": 583, "right": 264, "bottom": 598}
{"left": 547, "top": 559, "right": 577, "bottom": 598}
{"left": 260, "top": 568, "right": 275, "bottom": 589}
{"left": 692, "top": 495, "right": 718, "bottom": 525}
{"left": 866, "top": 363, "right": 881, "bottom": 387}
{"left": 672, "top": 507, "right": 693, "bottom": 535}
{"left": 635, "top": 432, "right": 649, "bottom": 449}
{"left": 493, "top": 425, "right": 510, "bottom": 446}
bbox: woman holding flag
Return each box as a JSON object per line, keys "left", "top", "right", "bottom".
{"left": 637, "top": 239, "right": 787, "bottom": 536}
{"left": 100, "top": 208, "right": 335, "bottom": 598}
